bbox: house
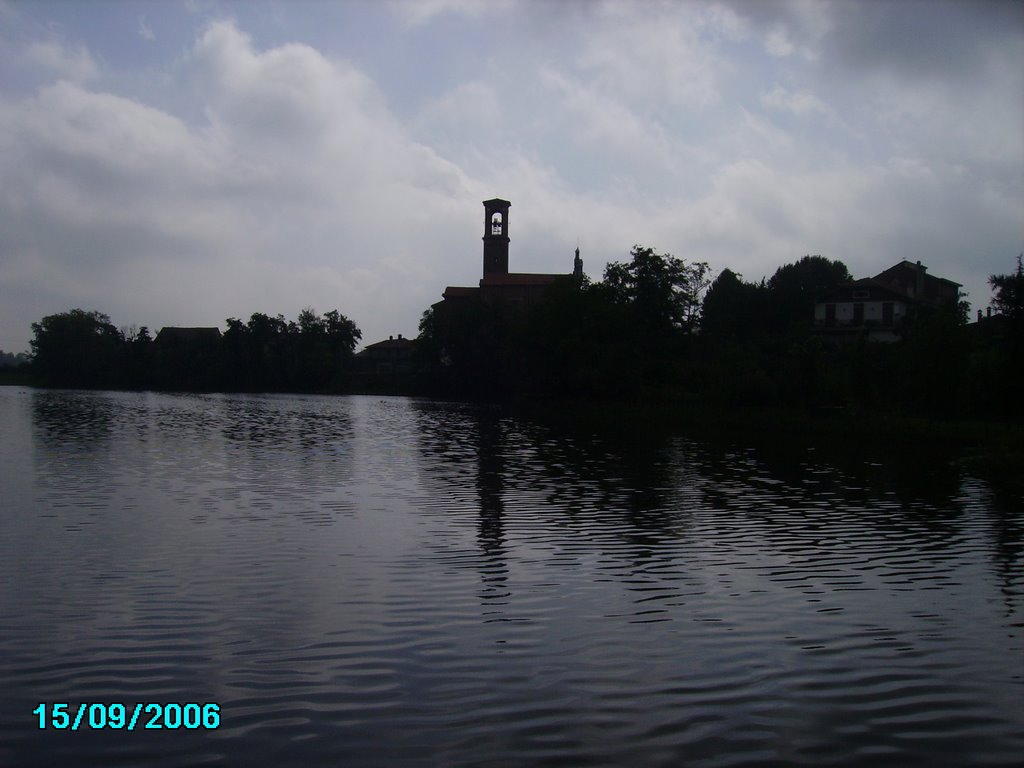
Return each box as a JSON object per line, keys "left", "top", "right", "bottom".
{"left": 154, "top": 327, "right": 223, "bottom": 346}
{"left": 153, "top": 327, "right": 224, "bottom": 390}
{"left": 439, "top": 198, "right": 583, "bottom": 311}
{"left": 814, "top": 260, "right": 960, "bottom": 341}
{"left": 354, "top": 334, "right": 415, "bottom": 375}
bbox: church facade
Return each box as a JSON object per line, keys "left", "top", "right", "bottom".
{"left": 439, "top": 198, "right": 583, "bottom": 310}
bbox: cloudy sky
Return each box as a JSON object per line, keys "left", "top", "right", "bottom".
{"left": 1, "top": 0, "right": 1021, "bottom": 353}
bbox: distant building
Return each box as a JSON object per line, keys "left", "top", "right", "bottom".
{"left": 154, "top": 327, "right": 223, "bottom": 346}
{"left": 354, "top": 334, "right": 415, "bottom": 375}
{"left": 153, "top": 327, "right": 224, "bottom": 390}
{"left": 813, "top": 260, "right": 961, "bottom": 341}
{"left": 439, "top": 198, "right": 583, "bottom": 311}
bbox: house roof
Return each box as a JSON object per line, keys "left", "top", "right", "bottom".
{"left": 881, "top": 259, "right": 962, "bottom": 287}
{"left": 873, "top": 260, "right": 961, "bottom": 305}
{"left": 154, "top": 327, "right": 222, "bottom": 344}
{"left": 479, "top": 273, "right": 565, "bottom": 287}
{"left": 356, "top": 336, "right": 415, "bottom": 358}
{"left": 362, "top": 336, "right": 414, "bottom": 351}
{"left": 817, "top": 260, "right": 961, "bottom": 307}
{"left": 442, "top": 286, "right": 479, "bottom": 299}
{"left": 816, "top": 278, "right": 911, "bottom": 304}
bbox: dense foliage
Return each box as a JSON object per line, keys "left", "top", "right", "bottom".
{"left": 701, "top": 255, "right": 851, "bottom": 339}
{"left": 26, "top": 308, "right": 360, "bottom": 392}
{"left": 31, "top": 309, "right": 126, "bottom": 389}
{"left": 989, "top": 255, "right": 1023, "bottom": 324}
{"left": 0, "top": 350, "right": 29, "bottom": 368}
{"left": 694, "top": 256, "right": 1020, "bottom": 421}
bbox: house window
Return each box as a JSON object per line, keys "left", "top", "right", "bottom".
{"left": 853, "top": 303, "right": 864, "bottom": 324}
{"left": 825, "top": 304, "right": 836, "bottom": 326}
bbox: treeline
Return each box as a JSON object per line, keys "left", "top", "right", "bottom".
{"left": 419, "top": 248, "right": 1022, "bottom": 422}
{"left": 0, "top": 350, "right": 30, "bottom": 368}
{"left": 28, "top": 308, "right": 361, "bottom": 392}
{"left": 693, "top": 256, "right": 1021, "bottom": 421}
{"left": 17, "top": 250, "right": 1022, "bottom": 422}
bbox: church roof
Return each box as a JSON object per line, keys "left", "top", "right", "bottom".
{"left": 154, "top": 327, "right": 222, "bottom": 344}
{"left": 480, "top": 273, "right": 565, "bottom": 287}
{"left": 442, "top": 286, "right": 479, "bottom": 299}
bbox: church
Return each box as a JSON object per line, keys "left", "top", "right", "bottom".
{"left": 438, "top": 198, "right": 584, "bottom": 310}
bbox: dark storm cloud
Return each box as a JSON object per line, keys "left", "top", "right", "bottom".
{"left": 824, "top": 0, "right": 1024, "bottom": 81}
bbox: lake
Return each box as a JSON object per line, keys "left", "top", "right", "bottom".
{"left": 0, "top": 388, "right": 1021, "bottom": 767}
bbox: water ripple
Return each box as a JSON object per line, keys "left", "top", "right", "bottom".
{"left": 0, "top": 390, "right": 1020, "bottom": 767}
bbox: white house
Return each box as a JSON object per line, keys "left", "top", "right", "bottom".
{"left": 813, "top": 260, "right": 960, "bottom": 342}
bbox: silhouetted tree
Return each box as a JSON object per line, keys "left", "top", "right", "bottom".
{"left": 0, "top": 350, "right": 30, "bottom": 368}
{"left": 30, "top": 309, "right": 126, "bottom": 388}
{"left": 324, "top": 309, "right": 361, "bottom": 353}
{"left": 521, "top": 277, "right": 640, "bottom": 398}
{"left": 700, "top": 268, "right": 768, "bottom": 338}
{"left": 983, "top": 255, "right": 1024, "bottom": 418}
{"left": 602, "top": 245, "right": 710, "bottom": 335}
{"left": 123, "top": 325, "right": 153, "bottom": 389}
{"left": 989, "top": 254, "right": 1024, "bottom": 323}
{"left": 597, "top": 246, "right": 710, "bottom": 390}
{"left": 219, "top": 308, "right": 360, "bottom": 392}
{"left": 306, "top": 308, "right": 361, "bottom": 391}
{"left": 766, "top": 255, "right": 851, "bottom": 336}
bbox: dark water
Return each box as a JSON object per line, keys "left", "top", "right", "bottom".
{"left": 0, "top": 388, "right": 1021, "bottom": 767}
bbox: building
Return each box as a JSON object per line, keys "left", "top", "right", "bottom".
{"left": 153, "top": 327, "right": 224, "bottom": 390}
{"left": 813, "top": 260, "right": 961, "bottom": 341}
{"left": 154, "top": 326, "right": 223, "bottom": 346}
{"left": 354, "top": 334, "right": 415, "bottom": 375}
{"left": 439, "top": 198, "right": 583, "bottom": 311}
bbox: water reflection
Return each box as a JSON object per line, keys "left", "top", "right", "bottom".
{"left": 31, "top": 389, "right": 117, "bottom": 447}
{"left": 474, "top": 411, "right": 509, "bottom": 607}
{"left": 0, "top": 391, "right": 1021, "bottom": 768}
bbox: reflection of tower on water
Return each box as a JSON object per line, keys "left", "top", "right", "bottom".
{"left": 475, "top": 412, "right": 509, "bottom": 608}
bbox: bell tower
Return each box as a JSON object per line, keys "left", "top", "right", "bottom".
{"left": 482, "top": 198, "right": 510, "bottom": 278}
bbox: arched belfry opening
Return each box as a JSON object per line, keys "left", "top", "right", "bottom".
{"left": 482, "top": 198, "right": 510, "bottom": 278}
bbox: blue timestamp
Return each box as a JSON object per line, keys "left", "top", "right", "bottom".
{"left": 33, "top": 702, "right": 221, "bottom": 730}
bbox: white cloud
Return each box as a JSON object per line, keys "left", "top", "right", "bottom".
{"left": 763, "top": 24, "right": 795, "bottom": 57}
{"left": 0, "top": 3, "right": 1020, "bottom": 352}
{"left": 0, "top": 19, "right": 486, "bottom": 349}
{"left": 540, "top": 68, "right": 676, "bottom": 164}
{"left": 25, "top": 40, "right": 98, "bottom": 83}
{"left": 138, "top": 16, "right": 155, "bottom": 42}
{"left": 414, "top": 80, "right": 502, "bottom": 140}
{"left": 574, "top": 3, "right": 723, "bottom": 110}
{"left": 760, "top": 85, "right": 829, "bottom": 116}
{"left": 390, "top": 0, "right": 515, "bottom": 27}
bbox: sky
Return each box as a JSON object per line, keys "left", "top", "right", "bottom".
{"left": 1, "top": 0, "right": 1022, "bottom": 354}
